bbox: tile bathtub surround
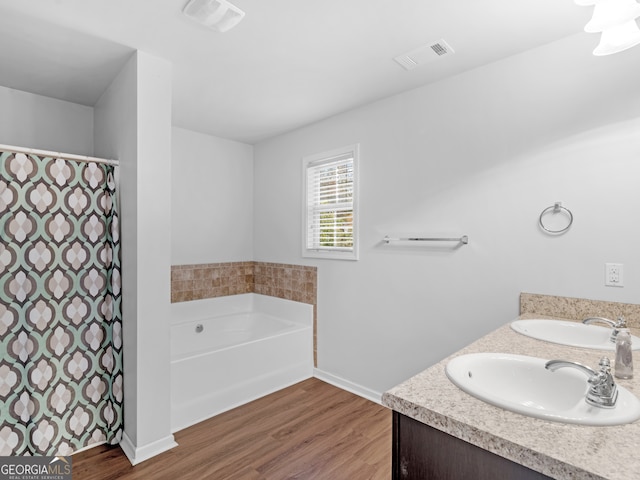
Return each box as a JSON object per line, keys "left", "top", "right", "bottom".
{"left": 171, "top": 262, "right": 255, "bottom": 302}
{"left": 171, "top": 262, "right": 317, "bottom": 304}
{"left": 171, "top": 261, "right": 319, "bottom": 364}
{"left": 520, "top": 292, "right": 640, "bottom": 329}
{"left": 253, "top": 263, "right": 317, "bottom": 305}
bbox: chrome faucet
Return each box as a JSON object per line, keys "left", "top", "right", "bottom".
{"left": 582, "top": 316, "right": 626, "bottom": 343}
{"left": 545, "top": 357, "right": 618, "bottom": 408}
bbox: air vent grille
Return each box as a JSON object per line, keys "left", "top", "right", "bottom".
{"left": 431, "top": 42, "right": 449, "bottom": 56}
{"left": 394, "top": 39, "right": 455, "bottom": 71}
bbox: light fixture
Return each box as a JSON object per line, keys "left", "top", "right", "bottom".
{"left": 593, "top": 20, "right": 640, "bottom": 55}
{"left": 585, "top": 0, "right": 640, "bottom": 32}
{"left": 182, "top": 0, "right": 245, "bottom": 33}
{"left": 575, "top": 0, "right": 640, "bottom": 55}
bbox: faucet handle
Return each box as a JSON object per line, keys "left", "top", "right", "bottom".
{"left": 587, "top": 357, "right": 609, "bottom": 386}
{"left": 615, "top": 316, "right": 627, "bottom": 328}
{"left": 586, "top": 357, "right": 618, "bottom": 408}
{"left": 599, "top": 356, "right": 611, "bottom": 369}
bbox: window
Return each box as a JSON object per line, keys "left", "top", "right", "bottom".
{"left": 303, "top": 144, "right": 359, "bottom": 260}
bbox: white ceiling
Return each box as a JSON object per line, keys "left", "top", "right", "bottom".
{"left": 0, "top": 0, "right": 591, "bottom": 144}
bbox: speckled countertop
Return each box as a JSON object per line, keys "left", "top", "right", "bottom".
{"left": 382, "top": 315, "right": 640, "bottom": 480}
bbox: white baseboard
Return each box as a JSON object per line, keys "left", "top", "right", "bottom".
{"left": 119, "top": 431, "right": 178, "bottom": 466}
{"left": 313, "top": 368, "right": 382, "bottom": 404}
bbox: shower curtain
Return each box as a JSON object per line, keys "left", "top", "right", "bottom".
{"left": 0, "top": 150, "right": 123, "bottom": 456}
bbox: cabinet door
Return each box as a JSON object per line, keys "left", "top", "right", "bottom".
{"left": 392, "top": 412, "right": 552, "bottom": 480}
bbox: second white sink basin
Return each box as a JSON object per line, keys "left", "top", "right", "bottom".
{"left": 445, "top": 353, "right": 640, "bottom": 426}
{"left": 511, "top": 319, "right": 640, "bottom": 351}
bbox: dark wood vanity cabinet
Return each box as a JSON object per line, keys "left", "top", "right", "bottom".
{"left": 392, "top": 412, "right": 553, "bottom": 480}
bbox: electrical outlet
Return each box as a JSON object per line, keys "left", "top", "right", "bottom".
{"left": 605, "top": 263, "right": 624, "bottom": 287}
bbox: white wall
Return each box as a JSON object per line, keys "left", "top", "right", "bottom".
{"left": 253, "top": 34, "right": 640, "bottom": 395}
{"left": 94, "top": 51, "right": 175, "bottom": 463}
{"left": 93, "top": 53, "right": 141, "bottom": 454}
{"left": 0, "top": 85, "right": 93, "bottom": 155}
{"left": 171, "top": 127, "right": 253, "bottom": 264}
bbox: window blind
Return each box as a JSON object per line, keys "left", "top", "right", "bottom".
{"left": 304, "top": 147, "right": 358, "bottom": 259}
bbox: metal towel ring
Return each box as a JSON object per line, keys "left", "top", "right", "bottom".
{"left": 539, "top": 202, "right": 573, "bottom": 234}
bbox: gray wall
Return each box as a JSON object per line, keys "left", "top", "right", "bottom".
{"left": 171, "top": 127, "right": 254, "bottom": 265}
{"left": 0, "top": 85, "right": 93, "bottom": 154}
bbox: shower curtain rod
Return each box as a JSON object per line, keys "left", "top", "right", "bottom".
{"left": 0, "top": 143, "right": 119, "bottom": 166}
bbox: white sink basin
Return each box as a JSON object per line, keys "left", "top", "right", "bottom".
{"left": 511, "top": 319, "right": 640, "bottom": 351}
{"left": 445, "top": 353, "right": 640, "bottom": 425}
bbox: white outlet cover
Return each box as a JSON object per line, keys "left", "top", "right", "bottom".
{"left": 605, "top": 263, "right": 624, "bottom": 287}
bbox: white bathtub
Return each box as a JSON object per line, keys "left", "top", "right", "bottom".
{"left": 170, "top": 293, "right": 313, "bottom": 432}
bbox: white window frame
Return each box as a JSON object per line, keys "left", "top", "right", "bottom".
{"left": 302, "top": 144, "right": 359, "bottom": 261}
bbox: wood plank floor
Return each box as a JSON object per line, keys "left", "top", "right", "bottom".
{"left": 73, "top": 378, "right": 392, "bottom": 479}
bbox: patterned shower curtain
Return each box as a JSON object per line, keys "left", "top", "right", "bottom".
{"left": 0, "top": 150, "right": 123, "bottom": 456}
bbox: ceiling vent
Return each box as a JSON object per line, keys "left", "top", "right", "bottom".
{"left": 394, "top": 39, "right": 455, "bottom": 71}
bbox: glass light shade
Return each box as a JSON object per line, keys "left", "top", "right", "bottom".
{"left": 593, "top": 20, "right": 640, "bottom": 55}
{"left": 585, "top": 0, "right": 640, "bottom": 32}
{"left": 182, "top": 0, "right": 245, "bottom": 32}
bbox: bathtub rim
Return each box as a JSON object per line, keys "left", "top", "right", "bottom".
{"left": 170, "top": 293, "right": 313, "bottom": 327}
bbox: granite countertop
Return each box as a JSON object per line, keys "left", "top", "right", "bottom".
{"left": 382, "top": 315, "right": 640, "bottom": 480}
